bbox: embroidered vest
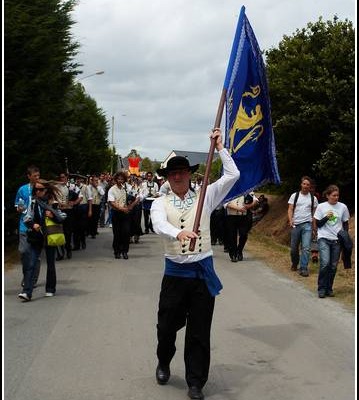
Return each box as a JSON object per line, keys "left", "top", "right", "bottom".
{"left": 90, "top": 186, "right": 102, "bottom": 205}
{"left": 111, "top": 185, "right": 127, "bottom": 208}
{"left": 162, "top": 190, "right": 211, "bottom": 255}
{"left": 56, "top": 184, "right": 71, "bottom": 209}
{"left": 79, "top": 185, "right": 89, "bottom": 205}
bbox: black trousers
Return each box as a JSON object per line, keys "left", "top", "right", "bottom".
{"left": 225, "top": 214, "right": 252, "bottom": 257}
{"left": 143, "top": 209, "right": 153, "bottom": 232}
{"left": 88, "top": 204, "right": 101, "bottom": 237}
{"left": 210, "top": 208, "right": 225, "bottom": 244}
{"left": 130, "top": 205, "right": 143, "bottom": 236}
{"left": 62, "top": 209, "right": 74, "bottom": 252}
{"left": 112, "top": 210, "right": 131, "bottom": 254}
{"left": 157, "top": 275, "right": 215, "bottom": 389}
{"left": 73, "top": 204, "right": 88, "bottom": 247}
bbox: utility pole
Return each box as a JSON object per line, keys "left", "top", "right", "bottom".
{"left": 110, "top": 116, "right": 115, "bottom": 175}
{"left": 111, "top": 116, "right": 114, "bottom": 148}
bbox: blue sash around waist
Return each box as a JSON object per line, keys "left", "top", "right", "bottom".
{"left": 164, "top": 256, "right": 223, "bottom": 297}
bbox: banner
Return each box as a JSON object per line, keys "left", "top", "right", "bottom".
{"left": 223, "top": 6, "right": 280, "bottom": 202}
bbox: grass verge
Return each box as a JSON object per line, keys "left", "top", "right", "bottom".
{"left": 247, "top": 230, "right": 355, "bottom": 311}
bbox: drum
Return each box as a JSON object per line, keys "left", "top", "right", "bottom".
{"left": 143, "top": 197, "right": 155, "bottom": 210}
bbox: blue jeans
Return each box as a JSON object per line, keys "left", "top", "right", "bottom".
{"left": 31, "top": 246, "right": 57, "bottom": 295}
{"left": 19, "top": 233, "right": 41, "bottom": 295}
{"left": 317, "top": 238, "right": 341, "bottom": 294}
{"left": 290, "top": 222, "right": 312, "bottom": 270}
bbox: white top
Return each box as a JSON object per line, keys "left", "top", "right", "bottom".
{"left": 88, "top": 185, "right": 105, "bottom": 201}
{"left": 314, "top": 201, "right": 350, "bottom": 240}
{"left": 158, "top": 180, "right": 172, "bottom": 196}
{"left": 107, "top": 183, "right": 133, "bottom": 203}
{"left": 151, "top": 148, "right": 240, "bottom": 263}
{"left": 141, "top": 180, "right": 159, "bottom": 198}
{"left": 288, "top": 192, "right": 318, "bottom": 225}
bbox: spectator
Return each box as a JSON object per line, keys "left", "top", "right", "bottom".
{"left": 287, "top": 176, "right": 318, "bottom": 276}
{"left": 14, "top": 165, "right": 41, "bottom": 289}
{"left": 18, "top": 179, "right": 66, "bottom": 301}
{"left": 313, "top": 185, "right": 350, "bottom": 298}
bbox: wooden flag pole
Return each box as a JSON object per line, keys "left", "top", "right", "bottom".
{"left": 189, "top": 88, "right": 227, "bottom": 251}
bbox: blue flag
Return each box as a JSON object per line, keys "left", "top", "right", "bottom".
{"left": 223, "top": 6, "right": 280, "bottom": 202}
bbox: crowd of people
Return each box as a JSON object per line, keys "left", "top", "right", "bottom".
{"left": 13, "top": 145, "right": 351, "bottom": 400}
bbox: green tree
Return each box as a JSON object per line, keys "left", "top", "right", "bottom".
{"left": 141, "top": 157, "right": 154, "bottom": 174}
{"left": 5, "top": 0, "right": 80, "bottom": 173}
{"left": 59, "top": 83, "right": 110, "bottom": 175}
{"left": 4, "top": 0, "right": 81, "bottom": 233}
{"left": 265, "top": 16, "right": 355, "bottom": 205}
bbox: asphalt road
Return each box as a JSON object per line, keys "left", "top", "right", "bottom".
{"left": 3, "top": 227, "right": 355, "bottom": 400}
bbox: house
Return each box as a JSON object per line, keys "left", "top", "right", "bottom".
{"left": 160, "top": 150, "right": 219, "bottom": 169}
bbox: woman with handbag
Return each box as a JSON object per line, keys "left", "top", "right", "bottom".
{"left": 18, "top": 179, "right": 66, "bottom": 302}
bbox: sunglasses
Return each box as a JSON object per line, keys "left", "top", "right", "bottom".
{"left": 35, "top": 187, "right": 46, "bottom": 192}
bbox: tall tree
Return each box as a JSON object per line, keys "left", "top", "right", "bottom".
{"left": 59, "top": 83, "right": 111, "bottom": 175}
{"left": 5, "top": 0, "right": 80, "bottom": 171}
{"left": 265, "top": 17, "right": 355, "bottom": 204}
{"left": 4, "top": 0, "right": 80, "bottom": 232}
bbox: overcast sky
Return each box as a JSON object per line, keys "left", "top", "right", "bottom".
{"left": 71, "top": 0, "right": 355, "bottom": 162}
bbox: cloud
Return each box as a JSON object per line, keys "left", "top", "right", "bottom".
{"left": 71, "top": 0, "right": 355, "bottom": 161}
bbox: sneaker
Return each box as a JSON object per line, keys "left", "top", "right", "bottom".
{"left": 299, "top": 269, "right": 309, "bottom": 277}
{"left": 45, "top": 292, "right": 55, "bottom": 297}
{"left": 18, "top": 293, "right": 31, "bottom": 302}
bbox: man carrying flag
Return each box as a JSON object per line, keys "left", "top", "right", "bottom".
{"left": 151, "top": 6, "right": 279, "bottom": 399}
{"left": 151, "top": 129, "right": 239, "bottom": 399}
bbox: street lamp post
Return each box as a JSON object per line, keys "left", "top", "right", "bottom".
{"left": 110, "top": 116, "right": 115, "bottom": 175}
{"left": 64, "top": 157, "right": 69, "bottom": 174}
{"left": 77, "top": 70, "right": 105, "bottom": 81}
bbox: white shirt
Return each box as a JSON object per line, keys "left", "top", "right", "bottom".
{"left": 158, "top": 180, "right": 172, "bottom": 196}
{"left": 141, "top": 180, "right": 159, "bottom": 198}
{"left": 151, "top": 148, "right": 240, "bottom": 263}
{"left": 314, "top": 201, "right": 350, "bottom": 240}
{"left": 288, "top": 192, "right": 318, "bottom": 225}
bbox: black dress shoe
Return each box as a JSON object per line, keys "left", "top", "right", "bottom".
{"left": 115, "top": 253, "right": 121, "bottom": 259}
{"left": 237, "top": 253, "right": 243, "bottom": 261}
{"left": 122, "top": 252, "right": 128, "bottom": 260}
{"left": 72, "top": 246, "right": 80, "bottom": 251}
{"left": 187, "top": 386, "right": 204, "bottom": 399}
{"left": 156, "top": 364, "right": 170, "bottom": 385}
{"left": 81, "top": 242, "right": 86, "bottom": 249}
{"left": 67, "top": 250, "right": 72, "bottom": 259}
{"left": 230, "top": 254, "right": 237, "bottom": 262}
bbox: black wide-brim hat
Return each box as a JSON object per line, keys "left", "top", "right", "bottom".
{"left": 157, "top": 156, "right": 199, "bottom": 177}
